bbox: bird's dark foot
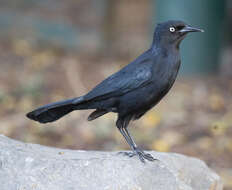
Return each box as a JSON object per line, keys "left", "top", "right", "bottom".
{"left": 119, "top": 148, "right": 157, "bottom": 163}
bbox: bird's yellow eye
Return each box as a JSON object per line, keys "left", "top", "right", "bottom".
{"left": 169, "top": 27, "right": 175, "bottom": 33}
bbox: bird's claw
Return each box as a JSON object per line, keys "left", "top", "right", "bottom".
{"left": 119, "top": 148, "right": 157, "bottom": 162}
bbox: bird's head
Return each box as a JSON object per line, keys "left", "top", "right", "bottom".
{"left": 153, "top": 20, "right": 204, "bottom": 49}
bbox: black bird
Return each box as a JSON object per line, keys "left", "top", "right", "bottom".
{"left": 27, "top": 20, "right": 203, "bottom": 162}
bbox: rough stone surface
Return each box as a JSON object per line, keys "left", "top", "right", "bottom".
{"left": 0, "top": 135, "right": 223, "bottom": 190}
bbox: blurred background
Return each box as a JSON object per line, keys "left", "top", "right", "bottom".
{"left": 0, "top": 0, "right": 231, "bottom": 189}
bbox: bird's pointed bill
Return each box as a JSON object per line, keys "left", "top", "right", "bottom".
{"left": 179, "top": 25, "right": 204, "bottom": 33}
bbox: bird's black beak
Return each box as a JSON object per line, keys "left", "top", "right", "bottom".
{"left": 179, "top": 25, "right": 204, "bottom": 33}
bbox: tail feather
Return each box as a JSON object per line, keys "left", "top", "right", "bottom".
{"left": 26, "top": 97, "right": 84, "bottom": 123}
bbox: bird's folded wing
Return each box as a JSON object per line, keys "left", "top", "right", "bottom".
{"left": 83, "top": 63, "right": 152, "bottom": 101}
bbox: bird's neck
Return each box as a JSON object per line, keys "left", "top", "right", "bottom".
{"left": 151, "top": 43, "right": 179, "bottom": 55}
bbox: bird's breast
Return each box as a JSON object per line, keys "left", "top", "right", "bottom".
{"left": 149, "top": 55, "right": 181, "bottom": 104}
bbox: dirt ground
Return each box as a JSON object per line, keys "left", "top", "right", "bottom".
{"left": 0, "top": 42, "right": 231, "bottom": 189}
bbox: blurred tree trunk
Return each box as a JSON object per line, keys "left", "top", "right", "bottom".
{"left": 103, "top": 0, "right": 117, "bottom": 54}
{"left": 220, "top": 0, "right": 232, "bottom": 77}
{"left": 103, "top": 0, "right": 150, "bottom": 56}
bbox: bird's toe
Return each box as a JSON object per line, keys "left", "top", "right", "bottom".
{"left": 143, "top": 153, "right": 157, "bottom": 161}
{"left": 135, "top": 148, "right": 157, "bottom": 162}
{"left": 118, "top": 151, "right": 135, "bottom": 157}
{"left": 118, "top": 149, "right": 157, "bottom": 162}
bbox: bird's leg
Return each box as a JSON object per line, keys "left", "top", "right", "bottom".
{"left": 124, "top": 127, "right": 156, "bottom": 162}
{"left": 123, "top": 127, "right": 136, "bottom": 147}
{"left": 118, "top": 127, "right": 136, "bottom": 152}
{"left": 117, "top": 117, "right": 156, "bottom": 162}
{"left": 116, "top": 116, "right": 135, "bottom": 148}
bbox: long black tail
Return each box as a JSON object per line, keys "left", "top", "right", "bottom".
{"left": 26, "top": 96, "right": 84, "bottom": 123}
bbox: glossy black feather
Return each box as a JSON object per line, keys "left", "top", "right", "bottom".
{"left": 83, "top": 50, "right": 153, "bottom": 102}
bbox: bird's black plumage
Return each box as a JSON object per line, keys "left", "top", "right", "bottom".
{"left": 27, "top": 20, "right": 203, "bottom": 162}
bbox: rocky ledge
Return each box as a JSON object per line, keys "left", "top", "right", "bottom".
{"left": 0, "top": 135, "right": 223, "bottom": 190}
